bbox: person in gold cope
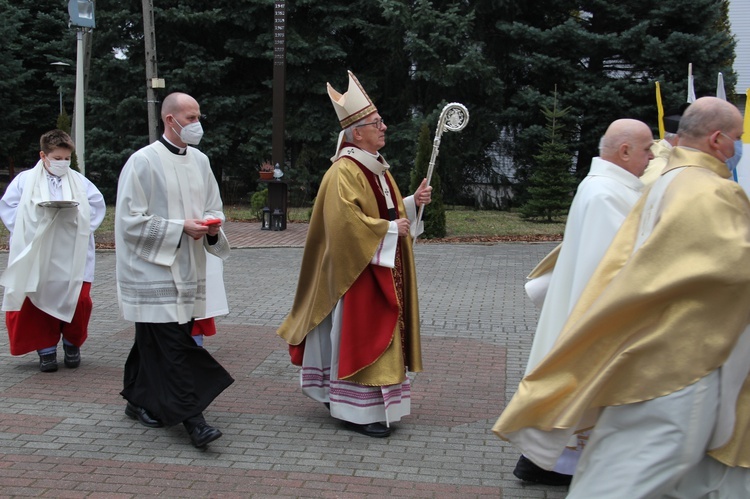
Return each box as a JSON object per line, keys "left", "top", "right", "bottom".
{"left": 494, "top": 96, "right": 750, "bottom": 497}
{"left": 277, "top": 71, "right": 432, "bottom": 438}
{"left": 640, "top": 104, "right": 687, "bottom": 187}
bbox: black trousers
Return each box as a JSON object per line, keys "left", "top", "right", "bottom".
{"left": 121, "top": 321, "right": 234, "bottom": 427}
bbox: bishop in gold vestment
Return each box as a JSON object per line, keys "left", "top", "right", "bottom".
{"left": 277, "top": 71, "right": 431, "bottom": 438}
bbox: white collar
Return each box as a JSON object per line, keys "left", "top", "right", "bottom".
{"left": 162, "top": 135, "right": 187, "bottom": 155}
{"left": 338, "top": 146, "right": 390, "bottom": 176}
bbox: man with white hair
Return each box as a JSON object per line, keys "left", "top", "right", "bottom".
{"left": 277, "top": 71, "right": 432, "bottom": 438}
{"left": 514, "top": 118, "right": 653, "bottom": 485}
{"left": 496, "top": 96, "right": 750, "bottom": 497}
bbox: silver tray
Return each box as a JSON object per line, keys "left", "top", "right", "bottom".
{"left": 38, "top": 200, "right": 79, "bottom": 208}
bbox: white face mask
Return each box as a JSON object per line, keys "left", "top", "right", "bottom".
{"left": 46, "top": 159, "right": 71, "bottom": 177}
{"left": 172, "top": 118, "right": 204, "bottom": 145}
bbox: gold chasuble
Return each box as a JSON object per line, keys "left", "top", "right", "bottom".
{"left": 277, "top": 150, "right": 422, "bottom": 386}
{"left": 494, "top": 147, "right": 750, "bottom": 468}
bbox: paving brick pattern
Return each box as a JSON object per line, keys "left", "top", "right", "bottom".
{"left": 0, "top": 221, "right": 566, "bottom": 498}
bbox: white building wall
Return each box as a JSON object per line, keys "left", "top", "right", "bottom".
{"left": 730, "top": 0, "right": 750, "bottom": 94}
{"left": 729, "top": 2, "right": 750, "bottom": 196}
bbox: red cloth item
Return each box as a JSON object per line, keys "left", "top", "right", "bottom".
{"left": 289, "top": 339, "right": 305, "bottom": 366}
{"left": 192, "top": 317, "right": 217, "bottom": 337}
{"left": 5, "top": 281, "right": 92, "bottom": 355}
{"left": 286, "top": 154, "right": 403, "bottom": 373}
{"left": 338, "top": 264, "right": 400, "bottom": 379}
{"left": 334, "top": 159, "right": 402, "bottom": 379}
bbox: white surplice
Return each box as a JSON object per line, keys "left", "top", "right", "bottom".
{"left": 525, "top": 158, "right": 644, "bottom": 372}
{"left": 523, "top": 157, "right": 643, "bottom": 474}
{"left": 115, "top": 141, "right": 229, "bottom": 324}
{"left": 197, "top": 252, "right": 229, "bottom": 320}
{"left": 0, "top": 162, "right": 105, "bottom": 321}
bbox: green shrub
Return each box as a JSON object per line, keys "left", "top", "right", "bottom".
{"left": 250, "top": 188, "right": 268, "bottom": 219}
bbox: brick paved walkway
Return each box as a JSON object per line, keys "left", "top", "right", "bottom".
{"left": 223, "top": 221, "right": 309, "bottom": 249}
{"left": 0, "top": 222, "right": 565, "bottom": 498}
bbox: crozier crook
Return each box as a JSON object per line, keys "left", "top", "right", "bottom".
{"left": 413, "top": 102, "right": 469, "bottom": 243}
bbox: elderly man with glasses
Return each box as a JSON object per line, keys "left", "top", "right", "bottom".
{"left": 277, "top": 71, "right": 432, "bottom": 438}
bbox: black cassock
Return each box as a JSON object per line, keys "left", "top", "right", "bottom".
{"left": 121, "top": 321, "right": 234, "bottom": 426}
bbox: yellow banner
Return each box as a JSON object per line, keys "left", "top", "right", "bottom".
{"left": 744, "top": 88, "right": 750, "bottom": 144}
{"left": 656, "top": 81, "right": 665, "bottom": 140}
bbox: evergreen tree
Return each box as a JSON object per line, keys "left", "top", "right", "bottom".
{"left": 375, "top": 0, "right": 504, "bottom": 197}
{"left": 3, "top": 0, "right": 738, "bottom": 207}
{"left": 56, "top": 109, "right": 72, "bottom": 134}
{"left": 520, "top": 92, "right": 577, "bottom": 222}
{"left": 2, "top": 0, "right": 74, "bottom": 170}
{"left": 497, "top": 0, "right": 736, "bottom": 200}
{"left": 56, "top": 109, "right": 80, "bottom": 173}
{"left": 410, "top": 122, "right": 446, "bottom": 238}
{"left": 85, "top": 0, "right": 273, "bottom": 202}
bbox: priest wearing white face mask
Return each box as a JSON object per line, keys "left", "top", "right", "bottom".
{"left": 115, "top": 92, "right": 233, "bottom": 449}
{"left": 0, "top": 129, "right": 105, "bottom": 372}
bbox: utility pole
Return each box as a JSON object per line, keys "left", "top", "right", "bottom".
{"left": 74, "top": 30, "right": 85, "bottom": 174}
{"left": 68, "top": 0, "right": 95, "bottom": 176}
{"left": 142, "top": 0, "right": 164, "bottom": 143}
{"left": 272, "top": 1, "right": 286, "bottom": 169}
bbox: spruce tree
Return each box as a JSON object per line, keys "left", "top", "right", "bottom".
{"left": 3, "top": 0, "right": 738, "bottom": 206}
{"left": 410, "top": 122, "right": 446, "bottom": 238}
{"left": 56, "top": 109, "right": 80, "bottom": 173}
{"left": 520, "top": 92, "right": 577, "bottom": 222}
{"left": 496, "top": 0, "right": 736, "bottom": 200}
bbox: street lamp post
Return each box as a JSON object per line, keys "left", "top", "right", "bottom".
{"left": 67, "top": 0, "right": 95, "bottom": 176}
{"left": 50, "top": 61, "right": 71, "bottom": 115}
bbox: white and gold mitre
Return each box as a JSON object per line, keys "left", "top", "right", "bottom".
{"left": 327, "top": 70, "right": 377, "bottom": 129}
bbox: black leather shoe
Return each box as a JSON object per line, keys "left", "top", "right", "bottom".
{"left": 39, "top": 352, "right": 58, "bottom": 372}
{"left": 513, "top": 455, "right": 572, "bottom": 486}
{"left": 344, "top": 421, "right": 391, "bottom": 438}
{"left": 189, "top": 423, "right": 222, "bottom": 448}
{"left": 125, "top": 402, "right": 164, "bottom": 428}
{"left": 63, "top": 344, "right": 80, "bottom": 368}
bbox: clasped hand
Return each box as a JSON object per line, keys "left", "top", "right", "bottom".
{"left": 183, "top": 219, "right": 221, "bottom": 240}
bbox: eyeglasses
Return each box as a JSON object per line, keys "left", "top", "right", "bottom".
{"left": 720, "top": 131, "right": 740, "bottom": 142}
{"left": 355, "top": 118, "right": 386, "bottom": 130}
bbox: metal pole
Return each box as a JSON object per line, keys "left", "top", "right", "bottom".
{"left": 142, "top": 0, "right": 160, "bottom": 143}
{"left": 413, "top": 103, "right": 469, "bottom": 244}
{"left": 50, "top": 62, "right": 71, "bottom": 118}
{"left": 272, "top": 1, "right": 286, "bottom": 169}
{"left": 74, "top": 29, "right": 86, "bottom": 175}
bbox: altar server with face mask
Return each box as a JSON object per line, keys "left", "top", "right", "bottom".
{"left": 0, "top": 129, "right": 105, "bottom": 372}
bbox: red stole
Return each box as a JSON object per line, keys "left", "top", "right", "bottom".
{"left": 338, "top": 161, "right": 401, "bottom": 379}
{"left": 289, "top": 154, "right": 402, "bottom": 379}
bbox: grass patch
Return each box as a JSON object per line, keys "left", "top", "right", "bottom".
{"left": 444, "top": 207, "right": 564, "bottom": 238}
